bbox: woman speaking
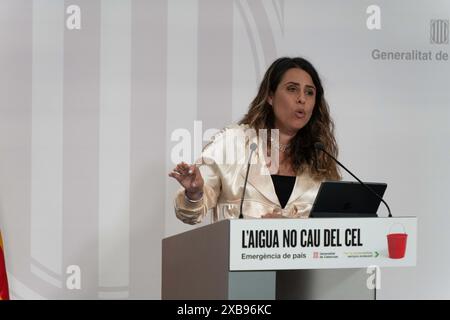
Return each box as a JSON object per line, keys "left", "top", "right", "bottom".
{"left": 169, "top": 57, "right": 340, "bottom": 224}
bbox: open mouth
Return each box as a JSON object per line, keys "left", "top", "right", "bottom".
{"left": 295, "top": 110, "right": 305, "bottom": 119}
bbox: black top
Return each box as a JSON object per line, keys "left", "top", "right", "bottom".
{"left": 271, "top": 175, "right": 296, "bottom": 209}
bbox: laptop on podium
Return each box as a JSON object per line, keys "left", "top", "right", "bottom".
{"left": 310, "top": 181, "right": 387, "bottom": 218}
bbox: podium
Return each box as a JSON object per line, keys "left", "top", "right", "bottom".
{"left": 162, "top": 217, "right": 416, "bottom": 300}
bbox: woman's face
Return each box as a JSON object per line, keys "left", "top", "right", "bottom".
{"left": 268, "top": 68, "right": 316, "bottom": 134}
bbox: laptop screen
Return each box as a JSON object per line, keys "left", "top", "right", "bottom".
{"left": 310, "top": 181, "right": 387, "bottom": 218}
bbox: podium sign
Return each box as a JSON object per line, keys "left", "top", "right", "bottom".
{"left": 162, "top": 217, "right": 417, "bottom": 299}
{"left": 229, "top": 217, "right": 417, "bottom": 271}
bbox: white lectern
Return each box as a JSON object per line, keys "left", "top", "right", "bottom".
{"left": 162, "top": 217, "right": 416, "bottom": 299}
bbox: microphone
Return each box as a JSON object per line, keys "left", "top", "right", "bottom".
{"left": 314, "top": 142, "right": 392, "bottom": 218}
{"left": 239, "top": 142, "right": 258, "bottom": 219}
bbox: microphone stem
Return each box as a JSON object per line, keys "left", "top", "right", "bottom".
{"left": 320, "top": 148, "right": 392, "bottom": 218}
{"left": 239, "top": 149, "right": 255, "bottom": 219}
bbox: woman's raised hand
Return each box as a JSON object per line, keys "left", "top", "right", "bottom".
{"left": 168, "top": 162, "right": 204, "bottom": 200}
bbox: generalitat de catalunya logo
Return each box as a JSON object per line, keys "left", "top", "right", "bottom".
{"left": 430, "top": 19, "right": 449, "bottom": 44}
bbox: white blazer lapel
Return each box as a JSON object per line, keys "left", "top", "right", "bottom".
{"left": 285, "top": 172, "right": 317, "bottom": 205}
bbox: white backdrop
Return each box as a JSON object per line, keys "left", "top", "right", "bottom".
{"left": 0, "top": 0, "right": 449, "bottom": 299}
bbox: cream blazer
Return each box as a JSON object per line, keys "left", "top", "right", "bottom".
{"left": 174, "top": 124, "right": 323, "bottom": 225}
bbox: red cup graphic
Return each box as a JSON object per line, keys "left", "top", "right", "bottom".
{"left": 387, "top": 224, "right": 408, "bottom": 259}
